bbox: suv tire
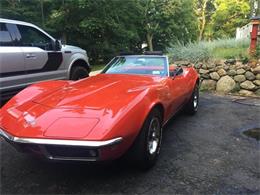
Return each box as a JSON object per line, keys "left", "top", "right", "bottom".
{"left": 70, "top": 66, "right": 89, "bottom": 81}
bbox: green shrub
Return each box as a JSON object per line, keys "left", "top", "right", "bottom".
{"left": 167, "top": 38, "right": 250, "bottom": 63}
{"left": 256, "top": 42, "right": 260, "bottom": 58}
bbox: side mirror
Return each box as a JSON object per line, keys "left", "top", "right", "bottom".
{"left": 54, "top": 39, "right": 62, "bottom": 51}
{"left": 171, "top": 67, "right": 183, "bottom": 79}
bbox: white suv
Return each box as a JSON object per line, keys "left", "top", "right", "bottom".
{"left": 0, "top": 18, "right": 91, "bottom": 100}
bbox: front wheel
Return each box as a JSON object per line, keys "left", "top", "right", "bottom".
{"left": 184, "top": 83, "right": 199, "bottom": 115}
{"left": 127, "top": 108, "right": 163, "bottom": 170}
{"left": 70, "top": 66, "right": 89, "bottom": 81}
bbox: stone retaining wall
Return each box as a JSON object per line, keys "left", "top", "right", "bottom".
{"left": 177, "top": 59, "right": 260, "bottom": 96}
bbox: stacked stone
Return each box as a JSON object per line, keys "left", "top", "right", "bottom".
{"left": 193, "top": 59, "right": 260, "bottom": 96}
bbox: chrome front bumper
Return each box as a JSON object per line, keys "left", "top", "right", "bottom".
{"left": 0, "top": 127, "right": 123, "bottom": 161}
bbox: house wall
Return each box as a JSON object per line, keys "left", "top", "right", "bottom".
{"left": 236, "top": 23, "right": 260, "bottom": 40}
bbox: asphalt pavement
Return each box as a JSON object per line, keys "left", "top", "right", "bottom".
{"left": 0, "top": 93, "right": 260, "bottom": 194}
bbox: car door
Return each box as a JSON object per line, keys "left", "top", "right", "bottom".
{"left": 16, "top": 24, "right": 64, "bottom": 84}
{"left": 0, "top": 22, "right": 25, "bottom": 94}
{"left": 168, "top": 67, "right": 190, "bottom": 114}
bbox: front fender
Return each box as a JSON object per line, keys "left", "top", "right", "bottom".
{"left": 89, "top": 87, "right": 166, "bottom": 155}
{"left": 67, "top": 53, "right": 90, "bottom": 78}
{"left": 1, "top": 80, "right": 69, "bottom": 110}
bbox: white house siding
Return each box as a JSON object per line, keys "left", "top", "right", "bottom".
{"left": 236, "top": 23, "right": 260, "bottom": 40}
{"left": 236, "top": 24, "right": 252, "bottom": 39}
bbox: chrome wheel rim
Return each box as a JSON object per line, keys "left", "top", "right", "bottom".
{"left": 147, "top": 117, "right": 161, "bottom": 155}
{"left": 194, "top": 93, "right": 198, "bottom": 108}
{"left": 193, "top": 89, "right": 199, "bottom": 109}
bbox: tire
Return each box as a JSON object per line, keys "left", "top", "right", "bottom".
{"left": 184, "top": 83, "right": 199, "bottom": 115}
{"left": 127, "top": 108, "right": 163, "bottom": 170}
{"left": 70, "top": 66, "right": 89, "bottom": 81}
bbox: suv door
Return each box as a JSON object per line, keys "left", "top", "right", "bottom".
{"left": 16, "top": 24, "right": 65, "bottom": 84}
{"left": 0, "top": 22, "right": 25, "bottom": 94}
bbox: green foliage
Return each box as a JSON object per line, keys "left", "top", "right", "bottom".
{"left": 0, "top": 0, "right": 255, "bottom": 63}
{"left": 142, "top": 0, "right": 198, "bottom": 50}
{"left": 0, "top": 0, "right": 145, "bottom": 63}
{"left": 194, "top": 0, "right": 215, "bottom": 40}
{"left": 211, "top": 0, "right": 251, "bottom": 38}
{"left": 0, "top": 0, "right": 198, "bottom": 63}
{"left": 163, "top": 0, "right": 198, "bottom": 45}
{"left": 0, "top": 0, "right": 42, "bottom": 25}
{"left": 194, "top": 0, "right": 251, "bottom": 40}
{"left": 168, "top": 41, "right": 210, "bottom": 63}
{"left": 48, "top": 0, "right": 144, "bottom": 62}
{"left": 167, "top": 38, "right": 250, "bottom": 63}
{"left": 256, "top": 44, "right": 260, "bottom": 58}
{"left": 91, "top": 64, "right": 106, "bottom": 72}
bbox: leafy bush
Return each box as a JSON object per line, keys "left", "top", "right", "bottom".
{"left": 256, "top": 42, "right": 260, "bottom": 58}
{"left": 167, "top": 38, "right": 250, "bottom": 63}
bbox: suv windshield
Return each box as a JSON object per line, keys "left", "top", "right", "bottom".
{"left": 102, "top": 56, "right": 168, "bottom": 76}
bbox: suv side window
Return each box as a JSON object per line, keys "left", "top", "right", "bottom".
{"left": 17, "top": 25, "right": 53, "bottom": 50}
{"left": 0, "top": 23, "right": 13, "bottom": 46}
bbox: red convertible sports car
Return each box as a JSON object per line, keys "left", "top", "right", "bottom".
{"left": 0, "top": 52, "right": 199, "bottom": 169}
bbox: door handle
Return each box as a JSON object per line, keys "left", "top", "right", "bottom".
{"left": 26, "top": 54, "right": 36, "bottom": 58}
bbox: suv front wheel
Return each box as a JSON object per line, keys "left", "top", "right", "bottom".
{"left": 70, "top": 66, "right": 89, "bottom": 81}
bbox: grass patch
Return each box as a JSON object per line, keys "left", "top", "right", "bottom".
{"left": 212, "top": 47, "right": 248, "bottom": 59}
{"left": 91, "top": 64, "right": 106, "bottom": 71}
{"left": 167, "top": 38, "right": 250, "bottom": 63}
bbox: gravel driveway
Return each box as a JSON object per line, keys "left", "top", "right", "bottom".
{"left": 1, "top": 93, "right": 259, "bottom": 194}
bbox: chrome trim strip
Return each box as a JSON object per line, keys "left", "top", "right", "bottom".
{"left": 0, "top": 128, "right": 122, "bottom": 147}
{"left": 166, "top": 56, "right": 170, "bottom": 77}
{"left": 47, "top": 156, "right": 98, "bottom": 162}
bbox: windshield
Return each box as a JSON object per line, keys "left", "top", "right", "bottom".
{"left": 102, "top": 56, "right": 168, "bottom": 76}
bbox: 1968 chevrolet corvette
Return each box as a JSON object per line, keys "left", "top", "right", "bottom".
{"left": 0, "top": 52, "right": 199, "bottom": 169}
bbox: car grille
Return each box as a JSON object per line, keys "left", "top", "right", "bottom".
{"left": 45, "top": 145, "right": 99, "bottom": 160}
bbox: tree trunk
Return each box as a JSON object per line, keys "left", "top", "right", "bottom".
{"left": 146, "top": 33, "right": 153, "bottom": 51}
{"left": 40, "top": 0, "right": 45, "bottom": 27}
{"left": 62, "top": 33, "right": 67, "bottom": 45}
{"left": 199, "top": 0, "right": 208, "bottom": 41}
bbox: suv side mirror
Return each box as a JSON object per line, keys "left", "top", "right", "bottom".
{"left": 54, "top": 39, "right": 62, "bottom": 51}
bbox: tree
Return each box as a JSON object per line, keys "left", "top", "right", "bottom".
{"left": 76, "top": 0, "right": 143, "bottom": 62}
{"left": 141, "top": 0, "right": 198, "bottom": 51}
{"left": 211, "top": 0, "right": 251, "bottom": 38}
{"left": 250, "top": 0, "right": 260, "bottom": 17}
{"left": 47, "top": 0, "right": 82, "bottom": 44}
{"left": 0, "top": 0, "right": 198, "bottom": 62}
{"left": 0, "top": 0, "right": 42, "bottom": 26}
{"left": 194, "top": 0, "right": 215, "bottom": 40}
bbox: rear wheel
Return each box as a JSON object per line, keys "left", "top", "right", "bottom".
{"left": 127, "top": 108, "right": 163, "bottom": 170}
{"left": 184, "top": 83, "right": 199, "bottom": 115}
{"left": 70, "top": 66, "right": 89, "bottom": 81}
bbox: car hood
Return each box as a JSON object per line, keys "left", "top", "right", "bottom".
{"left": 0, "top": 74, "right": 163, "bottom": 139}
{"left": 32, "top": 74, "right": 162, "bottom": 109}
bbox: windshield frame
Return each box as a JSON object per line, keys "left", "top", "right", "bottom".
{"left": 101, "top": 55, "right": 170, "bottom": 77}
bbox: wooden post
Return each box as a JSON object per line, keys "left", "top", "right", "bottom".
{"left": 250, "top": 17, "right": 260, "bottom": 56}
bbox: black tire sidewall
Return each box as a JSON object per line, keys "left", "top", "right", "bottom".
{"left": 185, "top": 83, "right": 199, "bottom": 115}
{"left": 130, "top": 108, "right": 163, "bottom": 169}
{"left": 144, "top": 110, "right": 162, "bottom": 162}
{"left": 70, "top": 66, "right": 89, "bottom": 81}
